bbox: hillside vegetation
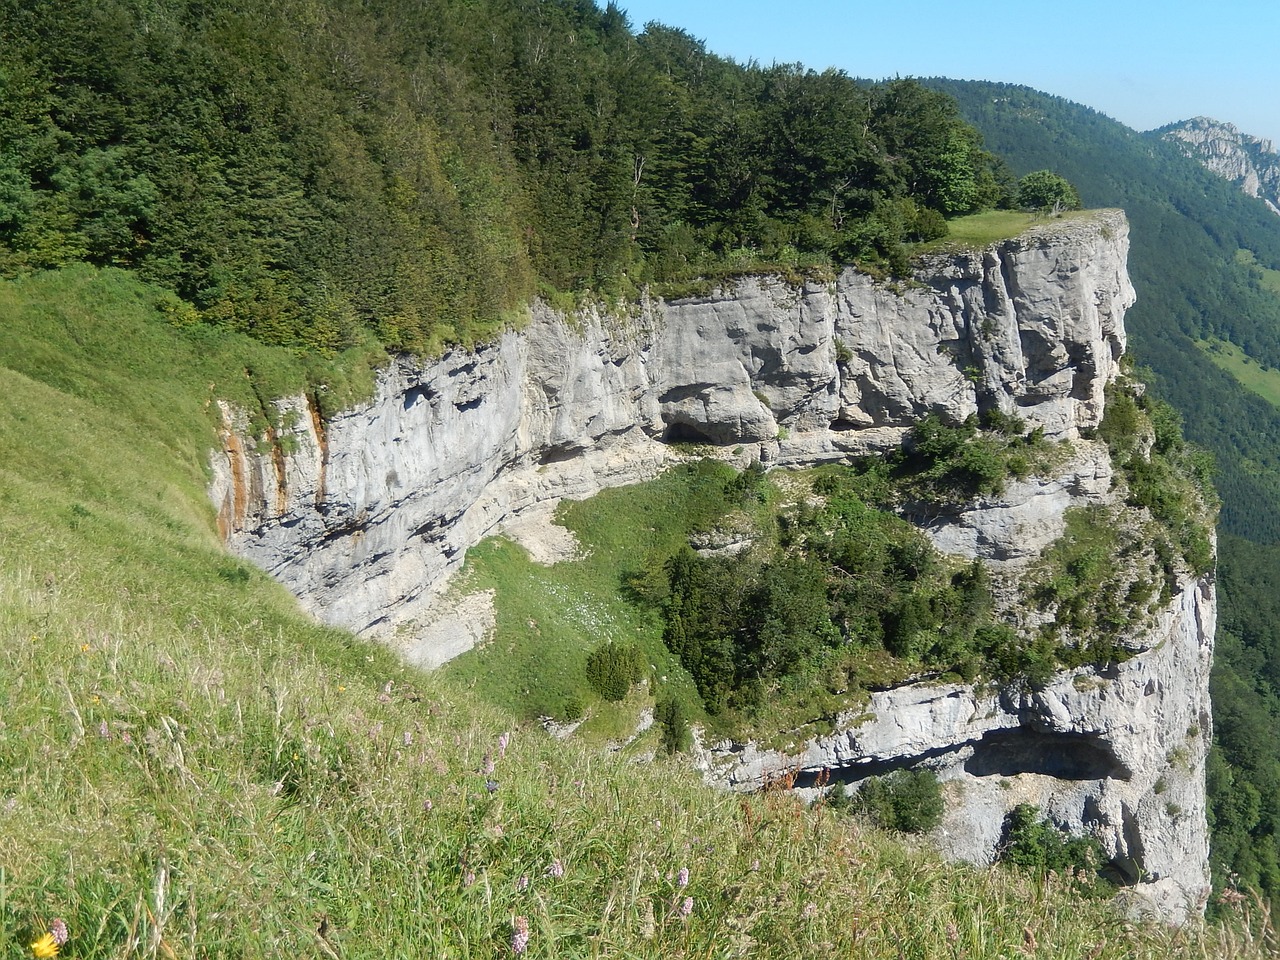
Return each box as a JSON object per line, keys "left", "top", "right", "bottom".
{"left": 1, "top": 0, "right": 1013, "bottom": 358}
{"left": 931, "top": 78, "right": 1280, "bottom": 911}
{"left": 2, "top": 266, "right": 1261, "bottom": 960}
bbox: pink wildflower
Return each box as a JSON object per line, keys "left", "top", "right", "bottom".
{"left": 677, "top": 867, "right": 689, "bottom": 888}
{"left": 483, "top": 753, "right": 495, "bottom": 775}
{"left": 516, "top": 875, "right": 530, "bottom": 892}
{"left": 801, "top": 902, "right": 818, "bottom": 920}
{"left": 511, "top": 915, "right": 530, "bottom": 955}
{"left": 98, "top": 720, "right": 110, "bottom": 739}
{"left": 498, "top": 731, "right": 511, "bottom": 758}
{"left": 678, "top": 896, "right": 693, "bottom": 919}
{"left": 50, "top": 918, "right": 69, "bottom": 946}
{"left": 423, "top": 798, "right": 433, "bottom": 812}
{"left": 547, "top": 858, "right": 564, "bottom": 879}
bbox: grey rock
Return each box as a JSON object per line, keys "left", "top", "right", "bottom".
{"left": 1163, "top": 116, "right": 1280, "bottom": 216}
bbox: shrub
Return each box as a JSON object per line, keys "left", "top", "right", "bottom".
{"left": 999, "top": 804, "right": 1107, "bottom": 881}
{"left": 655, "top": 696, "right": 692, "bottom": 754}
{"left": 585, "top": 643, "right": 645, "bottom": 702}
{"left": 852, "top": 769, "right": 944, "bottom": 833}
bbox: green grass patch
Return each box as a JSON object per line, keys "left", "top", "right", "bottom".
{"left": 918, "top": 208, "right": 1098, "bottom": 253}
{"left": 1198, "top": 336, "right": 1280, "bottom": 410}
{"left": 1236, "top": 248, "right": 1280, "bottom": 298}
{"left": 441, "top": 459, "right": 760, "bottom": 731}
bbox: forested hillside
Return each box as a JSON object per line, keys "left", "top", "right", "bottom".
{"left": 1, "top": 0, "right": 1008, "bottom": 359}
{"left": 931, "top": 78, "right": 1280, "bottom": 907}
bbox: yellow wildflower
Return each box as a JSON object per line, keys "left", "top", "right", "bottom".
{"left": 30, "top": 932, "right": 59, "bottom": 958}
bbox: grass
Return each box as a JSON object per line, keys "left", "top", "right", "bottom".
{"left": 441, "top": 459, "right": 755, "bottom": 735}
{"left": 918, "top": 209, "right": 1101, "bottom": 254}
{"left": 1199, "top": 335, "right": 1280, "bottom": 409}
{"left": 0, "top": 263, "right": 1272, "bottom": 957}
{"left": 1236, "top": 248, "right": 1280, "bottom": 298}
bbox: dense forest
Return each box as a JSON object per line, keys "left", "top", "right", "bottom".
{"left": 1, "top": 0, "right": 1012, "bottom": 358}
{"left": 931, "top": 79, "right": 1280, "bottom": 908}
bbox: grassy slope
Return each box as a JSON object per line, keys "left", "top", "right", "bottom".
{"left": 1199, "top": 337, "right": 1280, "bottom": 410}
{"left": 0, "top": 266, "right": 1267, "bottom": 957}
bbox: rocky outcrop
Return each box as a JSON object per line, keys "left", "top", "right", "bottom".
{"left": 209, "top": 209, "right": 1213, "bottom": 918}
{"left": 1161, "top": 116, "right": 1280, "bottom": 215}
{"left": 701, "top": 562, "right": 1214, "bottom": 923}
{"left": 211, "top": 210, "right": 1132, "bottom": 636}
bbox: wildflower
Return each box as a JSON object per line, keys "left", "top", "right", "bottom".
{"left": 483, "top": 753, "right": 495, "bottom": 775}
{"left": 423, "top": 798, "right": 433, "bottom": 812}
{"left": 498, "top": 731, "right": 511, "bottom": 758}
{"left": 463, "top": 870, "right": 476, "bottom": 887}
{"left": 546, "top": 858, "right": 564, "bottom": 879}
{"left": 511, "top": 915, "right": 530, "bottom": 955}
{"left": 678, "top": 896, "right": 693, "bottom": 919}
{"left": 30, "top": 933, "right": 58, "bottom": 958}
{"left": 403, "top": 731, "right": 413, "bottom": 747}
{"left": 98, "top": 720, "right": 110, "bottom": 739}
{"left": 750, "top": 859, "right": 760, "bottom": 872}
{"left": 49, "top": 919, "right": 68, "bottom": 947}
{"left": 801, "top": 902, "right": 818, "bottom": 920}
{"left": 946, "top": 922, "right": 959, "bottom": 944}
{"left": 485, "top": 778, "right": 499, "bottom": 794}
{"left": 677, "top": 867, "right": 689, "bottom": 888}
{"left": 516, "top": 875, "right": 530, "bottom": 892}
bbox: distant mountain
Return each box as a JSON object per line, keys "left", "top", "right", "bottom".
{"left": 1160, "top": 117, "right": 1280, "bottom": 216}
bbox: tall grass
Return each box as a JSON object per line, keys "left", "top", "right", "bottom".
{"left": 0, "top": 265, "right": 1271, "bottom": 957}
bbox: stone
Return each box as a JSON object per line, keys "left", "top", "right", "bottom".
{"left": 1163, "top": 116, "right": 1280, "bottom": 216}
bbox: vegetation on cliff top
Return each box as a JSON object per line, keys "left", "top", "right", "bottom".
{"left": 0, "top": 0, "right": 1031, "bottom": 359}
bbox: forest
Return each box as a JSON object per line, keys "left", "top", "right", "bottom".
{"left": 1, "top": 0, "right": 1011, "bottom": 358}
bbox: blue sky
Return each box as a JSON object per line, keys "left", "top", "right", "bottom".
{"left": 618, "top": 1, "right": 1280, "bottom": 148}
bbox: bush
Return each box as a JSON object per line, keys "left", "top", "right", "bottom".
{"left": 585, "top": 643, "right": 645, "bottom": 702}
{"left": 999, "top": 804, "right": 1111, "bottom": 894}
{"left": 1017, "top": 170, "right": 1081, "bottom": 212}
{"left": 852, "top": 769, "right": 944, "bottom": 833}
{"left": 655, "top": 696, "right": 692, "bottom": 754}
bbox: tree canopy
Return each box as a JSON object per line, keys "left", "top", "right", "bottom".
{"left": 0, "top": 0, "right": 1012, "bottom": 356}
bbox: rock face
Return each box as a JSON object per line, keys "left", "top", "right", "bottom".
{"left": 1162, "top": 116, "right": 1280, "bottom": 215}
{"left": 212, "top": 210, "right": 1132, "bottom": 635}
{"left": 210, "top": 209, "right": 1213, "bottom": 918}
{"left": 702, "top": 568, "right": 1214, "bottom": 922}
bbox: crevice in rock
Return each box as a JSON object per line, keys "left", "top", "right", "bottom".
{"left": 964, "top": 729, "right": 1130, "bottom": 780}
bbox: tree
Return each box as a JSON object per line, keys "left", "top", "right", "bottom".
{"left": 1017, "top": 170, "right": 1081, "bottom": 212}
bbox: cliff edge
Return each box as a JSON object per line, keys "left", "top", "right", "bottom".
{"left": 210, "top": 209, "right": 1213, "bottom": 919}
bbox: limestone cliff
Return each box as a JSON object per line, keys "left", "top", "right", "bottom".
{"left": 209, "top": 209, "right": 1212, "bottom": 919}
{"left": 1162, "top": 116, "right": 1280, "bottom": 215}
{"left": 212, "top": 210, "right": 1132, "bottom": 636}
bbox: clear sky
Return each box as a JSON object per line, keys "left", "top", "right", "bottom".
{"left": 617, "top": 0, "right": 1280, "bottom": 148}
